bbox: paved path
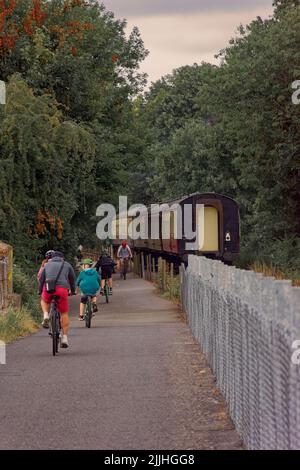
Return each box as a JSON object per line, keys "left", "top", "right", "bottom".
{"left": 0, "top": 275, "right": 243, "bottom": 450}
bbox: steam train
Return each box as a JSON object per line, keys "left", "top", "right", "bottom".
{"left": 112, "top": 193, "right": 240, "bottom": 264}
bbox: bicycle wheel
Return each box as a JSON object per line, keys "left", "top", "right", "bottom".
{"left": 105, "top": 283, "right": 109, "bottom": 303}
{"left": 55, "top": 312, "right": 60, "bottom": 353}
{"left": 50, "top": 305, "right": 57, "bottom": 356}
{"left": 85, "top": 298, "right": 92, "bottom": 328}
{"left": 123, "top": 259, "right": 128, "bottom": 280}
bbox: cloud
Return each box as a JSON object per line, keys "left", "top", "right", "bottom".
{"left": 100, "top": 1, "right": 274, "bottom": 86}
{"left": 125, "top": 8, "right": 273, "bottom": 85}
{"left": 102, "top": 0, "right": 273, "bottom": 17}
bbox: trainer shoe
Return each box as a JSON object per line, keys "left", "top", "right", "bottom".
{"left": 109, "top": 288, "right": 113, "bottom": 295}
{"left": 92, "top": 302, "right": 98, "bottom": 313}
{"left": 42, "top": 317, "right": 49, "bottom": 329}
{"left": 61, "top": 335, "right": 69, "bottom": 348}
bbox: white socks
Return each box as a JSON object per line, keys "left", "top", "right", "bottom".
{"left": 43, "top": 312, "right": 49, "bottom": 320}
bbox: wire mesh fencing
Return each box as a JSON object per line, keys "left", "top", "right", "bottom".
{"left": 181, "top": 255, "right": 300, "bottom": 450}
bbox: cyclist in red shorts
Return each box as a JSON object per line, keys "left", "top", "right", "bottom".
{"left": 38, "top": 251, "right": 76, "bottom": 348}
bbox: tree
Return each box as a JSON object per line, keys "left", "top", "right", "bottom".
{"left": 0, "top": 1, "right": 148, "bottom": 264}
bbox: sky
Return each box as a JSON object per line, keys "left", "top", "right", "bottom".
{"left": 102, "top": 0, "right": 274, "bottom": 86}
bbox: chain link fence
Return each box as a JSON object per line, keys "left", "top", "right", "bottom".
{"left": 181, "top": 255, "right": 300, "bottom": 450}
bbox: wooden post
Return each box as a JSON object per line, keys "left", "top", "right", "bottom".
{"left": 158, "top": 257, "right": 162, "bottom": 289}
{"left": 148, "top": 254, "right": 151, "bottom": 281}
{"left": 141, "top": 252, "right": 145, "bottom": 279}
{"left": 162, "top": 259, "right": 167, "bottom": 292}
{"left": 0, "top": 242, "right": 13, "bottom": 311}
{"left": 152, "top": 257, "right": 156, "bottom": 281}
{"left": 139, "top": 253, "right": 142, "bottom": 278}
{"left": 146, "top": 254, "right": 149, "bottom": 281}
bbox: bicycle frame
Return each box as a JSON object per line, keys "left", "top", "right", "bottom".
{"left": 84, "top": 296, "right": 93, "bottom": 328}
{"left": 49, "top": 296, "right": 61, "bottom": 356}
{"left": 104, "top": 279, "right": 109, "bottom": 303}
{"left": 120, "top": 257, "right": 129, "bottom": 280}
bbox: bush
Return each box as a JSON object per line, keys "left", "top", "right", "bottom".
{"left": 0, "top": 307, "right": 38, "bottom": 343}
{"left": 155, "top": 262, "right": 181, "bottom": 302}
{"left": 13, "top": 265, "right": 40, "bottom": 321}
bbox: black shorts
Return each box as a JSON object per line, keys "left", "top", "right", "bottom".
{"left": 101, "top": 266, "right": 113, "bottom": 280}
{"left": 81, "top": 295, "right": 96, "bottom": 304}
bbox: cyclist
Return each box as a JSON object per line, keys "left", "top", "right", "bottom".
{"left": 117, "top": 240, "right": 132, "bottom": 274}
{"left": 95, "top": 251, "right": 116, "bottom": 295}
{"left": 38, "top": 251, "right": 76, "bottom": 348}
{"left": 37, "top": 250, "right": 55, "bottom": 280}
{"left": 76, "top": 258, "right": 100, "bottom": 320}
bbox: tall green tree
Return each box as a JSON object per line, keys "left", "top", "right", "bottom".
{"left": 0, "top": 0, "right": 148, "bottom": 264}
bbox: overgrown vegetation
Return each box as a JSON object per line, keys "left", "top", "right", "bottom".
{"left": 155, "top": 263, "right": 181, "bottom": 302}
{"left": 250, "top": 261, "right": 300, "bottom": 286}
{"left": 0, "top": 264, "right": 40, "bottom": 342}
{"left": 0, "top": 307, "right": 38, "bottom": 343}
{"left": 0, "top": 0, "right": 147, "bottom": 266}
{"left": 13, "top": 265, "right": 40, "bottom": 320}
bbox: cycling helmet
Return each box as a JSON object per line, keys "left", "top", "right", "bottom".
{"left": 121, "top": 240, "right": 127, "bottom": 248}
{"left": 45, "top": 250, "right": 55, "bottom": 259}
{"left": 81, "top": 258, "right": 93, "bottom": 266}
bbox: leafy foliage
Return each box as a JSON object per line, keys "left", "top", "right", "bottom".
{"left": 0, "top": 0, "right": 147, "bottom": 265}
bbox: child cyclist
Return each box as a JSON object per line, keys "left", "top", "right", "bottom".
{"left": 76, "top": 259, "right": 100, "bottom": 320}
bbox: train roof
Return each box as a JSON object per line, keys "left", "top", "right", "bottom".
{"left": 113, "top": 193, "right": 239, "bottom": 220}
{"left": 152, "top": 192, "right": 239, "bottom": 208}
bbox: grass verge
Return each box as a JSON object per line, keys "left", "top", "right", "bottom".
{"left": 0, "top": 307, "right": 39, "bottom": 343}
{"left": 155, "top": 266, "right": 181, "bottom": 302}
{"left": 250, "top": 261, "right": 300, "bottom": 286}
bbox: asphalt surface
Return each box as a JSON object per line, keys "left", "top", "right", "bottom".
{"left": 0, "top": 274, "right": 243, "bottom": 450}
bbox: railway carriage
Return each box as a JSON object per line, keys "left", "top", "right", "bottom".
{"left": 112, "top": 193, "right": 240, "bottom": 264}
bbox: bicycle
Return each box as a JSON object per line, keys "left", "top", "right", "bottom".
{"left": 49, "top": 295, "right": 61, "bottom": 356}
{"left": 84, "top": 296, "right": 93, "bottom": 328}
{"left": 120, "top": 257, "right": 129, "bottom": 280}
{"left": 104, "top": 279, "right": 109, "bottom": 304}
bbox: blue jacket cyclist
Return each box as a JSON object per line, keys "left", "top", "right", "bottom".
{"left": 76, "top": 259, "right": 101, "bottom": 320}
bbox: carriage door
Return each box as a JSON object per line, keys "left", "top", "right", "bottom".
{"left": 198, "top": 205, "right": 219, "bottom": 253}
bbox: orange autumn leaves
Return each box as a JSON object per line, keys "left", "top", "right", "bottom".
{"left": 0, "top": 0, "right": 47, "bottom": 50}
{"left": 23, "top": 0, "right": 46, "bottom": 36}
{"left": 0, "top": 0, "right": 96, "bottom": 56}
{"left": 33, "top": 210, "right": 64, "bottom": 240}
{"left": 51, "top": 20, "right": 95, "bottom": 52}
{"left": 0, "top": 0, "right": 18, "bottom": 51}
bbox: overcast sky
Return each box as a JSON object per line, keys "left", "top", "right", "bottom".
{"left": 102, "top": 1, "right": 274, "bottom": 85}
